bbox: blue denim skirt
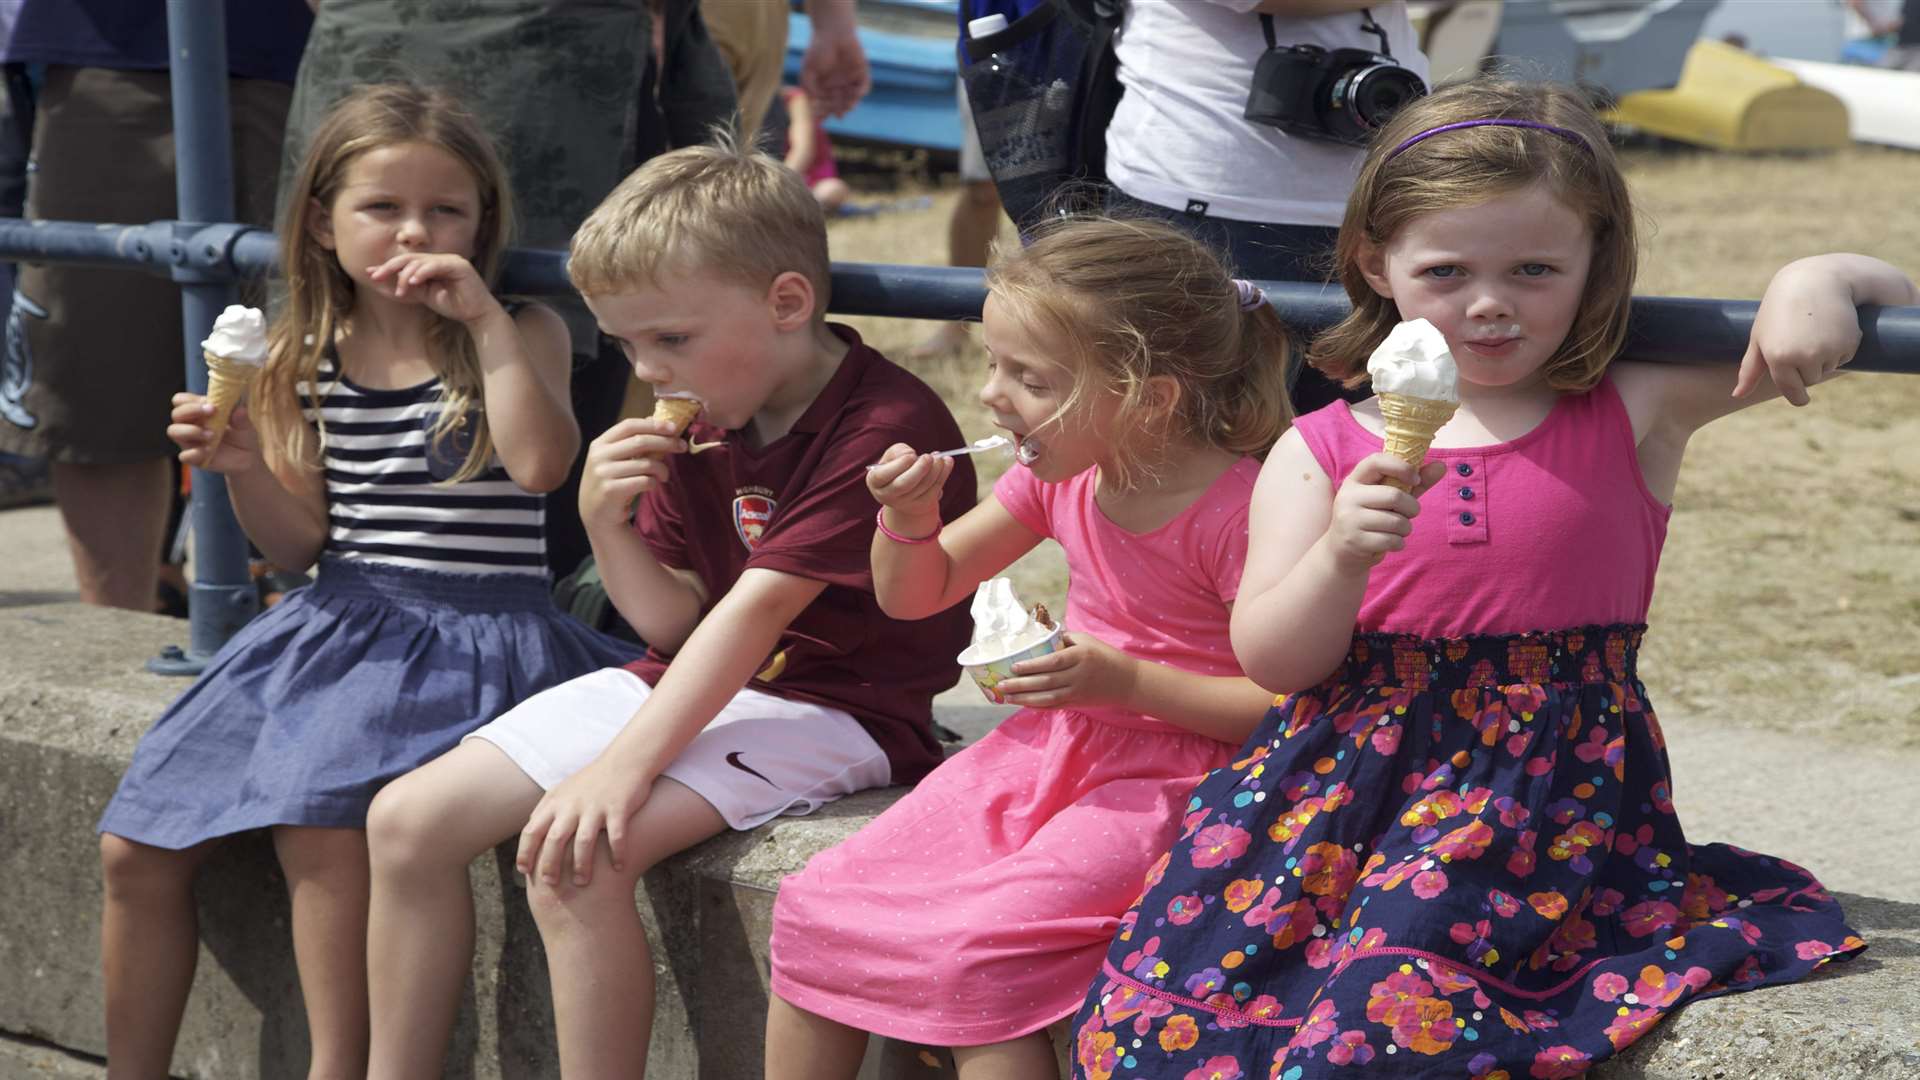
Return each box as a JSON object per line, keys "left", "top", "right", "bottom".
{"left": 98, "top": 557, "right": 644, "bottom": 848}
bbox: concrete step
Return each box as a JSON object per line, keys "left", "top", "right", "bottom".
{"left": 2, "top": 597, "right": 1916, "bottom": 1078}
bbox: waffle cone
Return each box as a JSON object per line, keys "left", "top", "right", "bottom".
{"left": 1376, "top": 392, "right": 1458, "bottom": 491}
{"left": 649, "top": 396, "right": 703, "bottom": 436}
{"left": 204, "top": 351, "right": 261, "bottom": 447}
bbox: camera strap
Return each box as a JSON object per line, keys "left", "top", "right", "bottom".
{"left": 1259, "top": 8, "right": 1395, "bottom": 58}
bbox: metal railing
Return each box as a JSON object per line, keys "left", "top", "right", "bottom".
{"left": 1, "top": 1, "right": 1916, "bottom": 671}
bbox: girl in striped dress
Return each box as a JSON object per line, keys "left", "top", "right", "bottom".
{"left": 95, "top": 83, "right": 639, "bottom": 1078}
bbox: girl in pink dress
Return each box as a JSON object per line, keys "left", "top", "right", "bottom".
{"left": 765, "top": 215, "right": 1294, "bottom": 1074}
{"left": 1067, "top": 78, "right": 1918, "bottom": 1080}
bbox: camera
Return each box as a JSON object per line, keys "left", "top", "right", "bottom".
{"left": 1244, "top": 43, "right": 1427, "bottom": 146}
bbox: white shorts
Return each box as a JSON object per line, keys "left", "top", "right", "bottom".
{"left": 957, "top": 81, "right": 990, "bottom": 182}
{"left": 465, "top": 668, "right": 893, "bottom": 831}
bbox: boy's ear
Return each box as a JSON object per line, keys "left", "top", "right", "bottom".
{"left": 1357, "top": 242, "right": 1393, "bottom": 299}
{"left": 307, "top": 198, "right": 335, "bottom": 251}
{"left": 765, "top": 271, "right": 817, "bottom": 331}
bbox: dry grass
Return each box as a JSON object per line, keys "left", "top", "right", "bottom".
{"left": 825, "top": 145, "right": 1920, "bottom": 746}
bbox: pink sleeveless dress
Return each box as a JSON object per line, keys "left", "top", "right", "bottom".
{"left": 1069, "top": 377, "right": 1861, "bottom": 1080}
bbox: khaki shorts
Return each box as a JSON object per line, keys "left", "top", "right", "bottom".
{"left": 0, "top": 66, "right": 290, "bottom": 464}
{"left": 702, "top": 0, "right": 790, "bottom": 137}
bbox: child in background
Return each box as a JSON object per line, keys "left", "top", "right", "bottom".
{"left": 95, "top": 83, "right": 638, "bottom": 1077}
{"left": 1070, "top": 78, "right": 1919, "bottom": 1079}
{"left": 360, "top": 138, "right": 975, "bottom": 1079}
{"left": 777, "top": 84, "right": 851, "bottom": 213}
{"left": 766, "top": 216, "right": 1292, "bottom": 1077}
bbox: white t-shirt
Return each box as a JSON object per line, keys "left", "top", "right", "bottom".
{"left": 1105, "top": 0, "right": 1428, "bottom": 227}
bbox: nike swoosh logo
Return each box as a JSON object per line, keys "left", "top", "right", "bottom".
{"left": 724, "top": 751, "right": 778, "bottom": 788}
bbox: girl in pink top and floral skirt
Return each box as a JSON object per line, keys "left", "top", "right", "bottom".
{"left": 1068, "top": 78, "right": 1917, "bottom": 1080}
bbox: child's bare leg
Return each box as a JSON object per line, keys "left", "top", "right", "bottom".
{"left": 271, "top": 826, "right": 371, "bottom": 1080}
{"left": 763, "top": 995, "right": 870, "bottom": 1080}
{"left": 364, "top": 741, "right": 544, "bottom": 1080}
{"left": 951, "top": 1031, "right": 1059, "bottom": 1080}
{"left": 526, "top": 778, "right": 727, "bottom": 1079}
{"left": 99, "top": 833, "right": 219, "bottom": 1080}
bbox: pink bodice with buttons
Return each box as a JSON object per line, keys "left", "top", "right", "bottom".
{"left": 1292, "top": 374, "right": 1671, "bottom": 639}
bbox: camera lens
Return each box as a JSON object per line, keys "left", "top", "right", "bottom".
{"left": 1347, "top": 65, "right": 1427, "bottom": 131}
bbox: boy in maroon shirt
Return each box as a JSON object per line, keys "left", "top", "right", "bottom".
{"left": 360, "top": 140, "right": 976, "bottom": 1077}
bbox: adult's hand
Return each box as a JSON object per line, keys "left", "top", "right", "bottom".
{"left": 802, "top": 0, "right": 871, "bottom": 118}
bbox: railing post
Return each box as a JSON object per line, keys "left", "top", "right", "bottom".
{"left": 152, "top": 0, "right": 257, "bottom": 675}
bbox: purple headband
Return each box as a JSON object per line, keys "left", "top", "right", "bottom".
{"left": 1232, "top": 278, "right": 1266, "bottom": 312}
{"left": 1385, "top": 119, "right": 1592, "bottom": 161}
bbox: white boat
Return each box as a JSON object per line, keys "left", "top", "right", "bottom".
{"left": 1771, "top": 57, "right": 1920, "bottom": 149}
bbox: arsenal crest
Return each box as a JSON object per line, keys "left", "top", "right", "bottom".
{"left": 732, "top": 489, "right": 777, "bottom": 550}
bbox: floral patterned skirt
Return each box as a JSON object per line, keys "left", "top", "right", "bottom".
{"left": 1069, "top": 627, "right": 1861, "bottom": 1079}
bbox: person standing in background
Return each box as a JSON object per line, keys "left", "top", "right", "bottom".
{"left": 0, "top": 0, "right": 310, "bottom": 611}
{"left": 0, "top": 48, "right": 50, "bottom": 510}
{"left": 909, "top": 77, "right": 1006, "bottom": 360}
{"left": 1104, "top": 0, "right": 1427, "bottom": 414}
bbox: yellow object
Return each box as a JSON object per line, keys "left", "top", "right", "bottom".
{"left": 1377, "top": 392, "right": 1459, "bottom": 493}
{"left": 1606, "top": 40, "right": 1849, "bottom": 152}
{"left": 204, "top": 351, "right": 260, "bottom": 450}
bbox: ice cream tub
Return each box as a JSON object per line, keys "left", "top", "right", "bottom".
{"left": 958, "top": 624, "right": 1064, "bottom": 704}
{"left": 957, "top": 578, "right": 1062, "bottom": 704}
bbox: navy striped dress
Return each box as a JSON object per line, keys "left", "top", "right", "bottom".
{"left": 99, "top": 358, "right": 642, "bottom": 848}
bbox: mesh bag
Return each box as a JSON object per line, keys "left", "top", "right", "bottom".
{"left": 960, "top": 0, "right": 1122, "bottom": 230}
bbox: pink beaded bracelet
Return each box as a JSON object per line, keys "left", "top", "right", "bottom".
{"left": 875, "top": 507, "right": 941, "bottom": 545}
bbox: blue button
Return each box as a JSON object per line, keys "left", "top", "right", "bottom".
{"left": 1456, "top": 462, "right": 1473, "bottom": 476}
{"left": 1458, "top": 487, "right": 1474, "bottom": 500}
{"left": 1459, "top": 511, "right": 1476, "bottom": 525}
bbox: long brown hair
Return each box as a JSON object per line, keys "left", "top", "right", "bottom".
{"left": 1309, "top": 78, "right": 1638, "bottom": 393}
{"left": 986, "top": 215, "right": 1294, "bottom": 490}
{"left": 254, "top": 82, "right": 514, "bottom": 484}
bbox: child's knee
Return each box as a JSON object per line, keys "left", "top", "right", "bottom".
{"left": 365, "top": 777, "right": 455, "bottom": 871}
{"left": 524, "top": 866, "right": 644, "bottom": 932}
{"left": 99, "top": 833, "right": 196, "bottom": 898}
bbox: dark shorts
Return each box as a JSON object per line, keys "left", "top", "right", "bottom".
{"left": 0, "top": 66, "right": 289, "bottom": 464}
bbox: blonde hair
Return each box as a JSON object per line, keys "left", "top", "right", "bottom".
{"left": 1309, "top": 78, "right": 1637, "bottom": 394}
{"left": 568, "top": 133, "right": 830, "bottom": 305}
{"left": 255, "top": 82, "right": 514, "bottom": 484}
{"left": 986, "top": 215, "right": 1294, "bottom": 490}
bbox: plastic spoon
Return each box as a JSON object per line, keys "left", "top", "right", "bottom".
{"left": 867, "top": 435, "right": 1010, "bottom": 470}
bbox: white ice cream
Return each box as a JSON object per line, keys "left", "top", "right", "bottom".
{"left": 963, "top": 578, "right": 1054, "bottom": 661}
{"left": 1366, "top": 318, "right": 1457, "bottom": 402}
{"left": 202, "top": 305, "right": 269, "bottom": 365}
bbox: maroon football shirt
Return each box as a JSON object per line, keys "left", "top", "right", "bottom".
{"left": 627, "top": 327, "right": 977, "bottom": 784}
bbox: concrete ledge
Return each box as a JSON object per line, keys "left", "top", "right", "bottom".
{"left": 3, "top": 599, "right": 1915, "bottom": 1078}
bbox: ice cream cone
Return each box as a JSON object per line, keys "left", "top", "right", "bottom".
{"left": 204, "top": 350, "right": 260, "bottom": 447}
{"left": 1376, "top": 392, "right": 1458, "bottom": 491}
{"left": 650, "top": 395, "right": 703, "bottom": 436}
